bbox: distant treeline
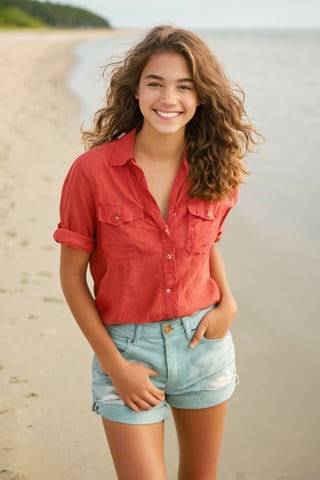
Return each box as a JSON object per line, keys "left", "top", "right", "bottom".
{"left": 0, "top": 0, "right": 111, "bottom": 28}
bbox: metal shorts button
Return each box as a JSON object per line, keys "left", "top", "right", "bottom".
{"left": 163, "top": 324, "right": 173, "bottom": 334}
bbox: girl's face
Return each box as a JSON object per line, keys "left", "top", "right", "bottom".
{"left": 135, "top": 52, "right": 199, "bottom": 138}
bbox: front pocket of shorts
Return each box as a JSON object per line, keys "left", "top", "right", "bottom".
{"left": 189, "top": 327, "right": 229, "bottom": 345}
{"left": 108, "top": 333, "right": 132, "bottom": 357}
{"left": 189, "top": 322, "right": 229, "bottom": 345}
{"left": 98, "top": 203, "right": 146, "bottom": 259}
{"left": 201, "top": 332, "right": 229, "bottom": 344}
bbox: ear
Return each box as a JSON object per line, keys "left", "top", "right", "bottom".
{"left": 134, "top": 89, "right": 139, "bottom": 100}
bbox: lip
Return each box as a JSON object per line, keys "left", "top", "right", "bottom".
{"left": 154, "top": 109, "right": 182, "bottom": 119}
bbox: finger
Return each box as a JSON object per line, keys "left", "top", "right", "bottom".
{"left": 132, "top": 396, "right": 156, "bottom": 411}
{"left": 126, "top": 396, "right": 151, "bottom": 412}
{"left": 189, "top": 322, "right": 207, "bottom": 348}
{"left": 147, "top": 383, "right": 165, "bottom": 401}
{"left": 138, "top": 389, "right": 166, "bottom": 409}
{"left": 126, "top": 400, "right": 141, "bottom": 412}
{"left": 144, "top": 392, "right": 164, "bottom": 406}
{"left": 137, "top": 400, "right": 153, "bottom": 411}
{"left": 149, "top": 379, "right": 165, "bottom": 400}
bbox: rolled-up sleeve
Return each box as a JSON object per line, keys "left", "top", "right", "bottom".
{"left": 53, "top": 157, "right": 96, "bottom": 252}
{"left": 215, "top": 187, "right": 239, "bottom": 243}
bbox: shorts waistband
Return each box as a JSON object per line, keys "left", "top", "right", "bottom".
{"left": 106, "top": 305, "right": 215, "bottom": 342}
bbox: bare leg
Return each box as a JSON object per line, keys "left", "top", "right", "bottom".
{"left": 172, "top": 401, "right": 228, "bottom": 480}
{"left": 102, "top": 417, "right": 167, "bottom": 480}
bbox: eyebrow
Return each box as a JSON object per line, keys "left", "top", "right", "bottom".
{"left": 144, "top": 74, "right": 194, "bottom": 83}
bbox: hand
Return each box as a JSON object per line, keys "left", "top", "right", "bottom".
{"left": 190, "top": 296, "right": 237, "bottom": 348}
{"left": 109, "top": 361, "right": 165, "bottom": 412}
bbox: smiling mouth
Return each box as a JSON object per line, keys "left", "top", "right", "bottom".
{"left": 154, "top": 110, "right": 181, "bottom": 119}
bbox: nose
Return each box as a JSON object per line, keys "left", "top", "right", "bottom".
{"left": 159, "top": 86, "right": 177, "bottom": 105}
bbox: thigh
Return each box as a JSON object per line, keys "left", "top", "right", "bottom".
{"left": 172, "top": 401, "right": 228, "bottom": 480}
{"left": 102, "top": 418, "right": 167, "bottom": 480}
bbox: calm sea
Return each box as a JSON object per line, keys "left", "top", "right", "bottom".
{"left": 67, "top": 29, "right": 320, "bottom": 266}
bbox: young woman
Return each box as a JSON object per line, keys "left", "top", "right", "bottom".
{"left": 54, "top": 25, "right": 260, "bottom": 480}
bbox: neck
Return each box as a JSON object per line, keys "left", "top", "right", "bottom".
{"left": 135, "top": 125, "right": 185, "bottom": 164}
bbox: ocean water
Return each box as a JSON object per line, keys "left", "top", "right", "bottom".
{"left": 67, "top": 28, "right": 320, "bottom": 265}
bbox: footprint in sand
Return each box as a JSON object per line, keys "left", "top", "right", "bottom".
{"left": 0, "top": 470, "right": 31, "bottom": 480}
{"left": 37, "top": 271, "right": 52, "bottom": 278}
{"left": 9, "top": 377, "right": 28, "bottom": 384}
{"left": 42, "top": 296, "right": 64, "bottom": 304}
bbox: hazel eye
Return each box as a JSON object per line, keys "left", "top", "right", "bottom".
{"left": 147, "top": 82, "right": 161, "bottom": 87}
{"left": 178, "top": 85, "right": 192, "bottom": 91}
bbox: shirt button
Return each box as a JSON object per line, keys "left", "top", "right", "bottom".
{"left": 166, "top": 288, "right": 171, "bottom": 293}
{"left": 164, "top": 228, "right": 169, "bottom": 234}
{"left": 114, "top": 215, "right": 120, "bottom": 221}
{"left": 166, "top": 254, "right": 172, "bottom": 260}
{"left": 173, "top": 212, "right": 177, "bottom": 217}
{"left": 207, "top": 211, "right": 212, "bottom": 218}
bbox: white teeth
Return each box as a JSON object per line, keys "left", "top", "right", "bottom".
{"left": 156, "top": 110, "right": 180, "bottom": 118}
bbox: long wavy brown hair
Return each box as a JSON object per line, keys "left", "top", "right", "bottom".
{"left": 82, "top": 25, "right": 262, "bottom": 201}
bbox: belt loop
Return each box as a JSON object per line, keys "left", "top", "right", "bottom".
{"left": 133, "top": 324, "right": 142, "bottom": 343}
{"left": 181, "top": 317, "right": 192, "bottom": 340}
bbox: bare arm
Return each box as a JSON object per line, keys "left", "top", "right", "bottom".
{"left": 59, "top": 244, "right": 164, "bottom": 410}
{"left": 209, "top": 243, "right": 237, "bottom": 307}
{"left": 60, "top": 244, "right": 124, "bottom": 369}
{"left": 190, "top": 244, "right": 237, "bottom": 347}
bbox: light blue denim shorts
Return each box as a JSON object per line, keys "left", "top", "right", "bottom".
{"left": 92, "top": 305, "right": 238, "bottom": 424}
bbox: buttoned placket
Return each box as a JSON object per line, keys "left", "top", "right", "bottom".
{"left": 131, "top": 158, "right": 185, "bottom": 319}
{"left": 162, "top": 167, "right": 187, "bottom": 319}
{"left": 162, "top": 224, "right": 178, "bottom": 317}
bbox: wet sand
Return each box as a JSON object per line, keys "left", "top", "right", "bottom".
{"left": 0, "top": 30, "right": 319, "bottom": 480}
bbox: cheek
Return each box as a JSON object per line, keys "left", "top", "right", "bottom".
{"left": 187, "top": 99, "right": 199, "bottom": 117}
{"left": 137, "top": 90, "right": 157, "bottom": 108}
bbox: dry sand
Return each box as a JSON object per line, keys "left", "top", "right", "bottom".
{"left": 0, "top": 30, "right": 319, "bottom": 480}
{"left": 0, "top": 29, "right": 121, "bottom": 480}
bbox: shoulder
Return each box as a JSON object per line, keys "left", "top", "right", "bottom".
{"left": 219, "top": 187, "right": 239, "bottom": 212}
{"left": 72, "top": 131, "right": 135, "bottom": 174}
{"left": 72, "top": 142, "right": 114, "bottom": 172}
{"left": 228, "top": 186, "right": 239, "bottom": 206}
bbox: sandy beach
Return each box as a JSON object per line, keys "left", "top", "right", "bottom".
{"left": 0, "top": 29, "right": 121, "bottom": 480}
{"left": 0, "top": 30, "right": 319, "bottom": 480}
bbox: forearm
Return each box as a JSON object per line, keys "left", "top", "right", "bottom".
{"left": 209, "top": 244, "right": 237, "bottom": 312}
{"left": 190, "top": 244, "right": 237, "bottom": 346}
{"left": 59, "top": 246, "right": 125, "bottom": 376}
{"left": 59, "top": 245, "right": 165, "bottom": 410}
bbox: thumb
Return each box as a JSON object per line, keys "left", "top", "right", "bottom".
{"left": 189, "top": 324, "right": 206, "bottom": 348}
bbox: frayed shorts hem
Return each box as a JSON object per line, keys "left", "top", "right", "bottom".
{"left": 92, "top": 401, "right": 170, "bottom": 425}
{"left": 167, "top": 379, "right": 237, "bottom": 410}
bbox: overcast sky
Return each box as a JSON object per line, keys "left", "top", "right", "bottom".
{"left": 46, "top": 0, "right": 320, "bottom": 29}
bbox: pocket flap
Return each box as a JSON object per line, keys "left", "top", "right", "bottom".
{"left": 98, "top": 203, "right": 144, "bottom": 225}
{"left": 187, "top": 198, "right": 221, "bottom": 220}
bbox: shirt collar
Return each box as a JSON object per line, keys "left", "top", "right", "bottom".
{"left": 109, "top": 128, "right": 137, "bottom": 166}
{"left": 109, "top": 127, "right": 189, "bottom": 173}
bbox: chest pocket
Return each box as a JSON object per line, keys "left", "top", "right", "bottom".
{"left": 186, "top": 198, "right": 226, "bottom": 254}
{"left": 98, "top": 203, "right": 146, "bottom": 259}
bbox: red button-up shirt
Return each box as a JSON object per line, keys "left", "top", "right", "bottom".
{"left": 54, "top": 128, "right": 237, "bottom": 325}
